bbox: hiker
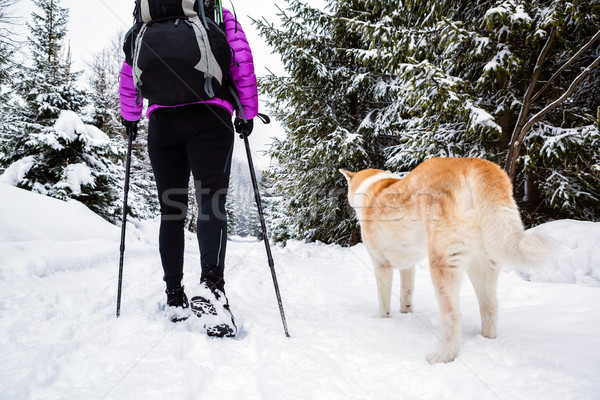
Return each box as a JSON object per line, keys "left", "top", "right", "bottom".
{"left": 119, "top": 0, "right": 258, "bottom": 336}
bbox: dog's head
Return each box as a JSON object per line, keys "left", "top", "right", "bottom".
{"left": 339, "top": 168, "right": 398, "bottom": 213}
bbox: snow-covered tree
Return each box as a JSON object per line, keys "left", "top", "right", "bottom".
{"left": 0, "top": 0, "right": 17, "bottom": 170}
{"left": 86, "top": 35, "right": 123, "bottom": 137}
{"left": 347, "top": 0, "right": 600, "bottom": 222}
{"left": 15, "top": 0, "right": 87, "bottom": 120}
{"left": 0, "top": 110, "right": 124, "bottom": 221}
{"left": 87, "top": 34, "right": 158, "bottom": 221}
{"left": 258, "top": 0, "right": 600, "bottom": 243}
{"left": 0, "top": 0, "right": 16, "bottom": 87}
{"left": 226, "top": 159, "right": 261, "bottom": 237}
{"left": 254, "top": 0, "right": 387, "bottom": 245}
{"left": 261, "top": 168, "right": 290, "bottom": 243}
{"left": 0, "top": 0, "right": 124, "bottom": 222}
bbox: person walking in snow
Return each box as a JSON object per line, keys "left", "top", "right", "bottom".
{"left": 119, "top": 0, "right": 258, "bottom": 336}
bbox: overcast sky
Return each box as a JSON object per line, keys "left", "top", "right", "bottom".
{"left": 11, "top": 0, "right": 326, "bottom": 166}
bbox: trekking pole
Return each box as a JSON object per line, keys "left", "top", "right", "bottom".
{"left": 241, "top": 125, "right": 290, "bottom": 338}
{"left": 116, "top": 127, "right": 134, "bottom": 318}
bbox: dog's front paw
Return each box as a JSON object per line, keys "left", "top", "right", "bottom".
{"left": 426, "top": 348, "right": 458, "bottom": 364}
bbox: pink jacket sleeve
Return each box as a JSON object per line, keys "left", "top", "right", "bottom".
{"left": 223, "top": 8, "right": 259, "bottom": 120}
{"left": 119, "top": 62, "right": 144, "bottom": 122}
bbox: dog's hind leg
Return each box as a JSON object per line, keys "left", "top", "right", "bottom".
{"left": 467, "top": 259, "right": 499, "bottom": 339}
{"left": 427, "top": 252, "right": 463, "bottom": 364}
{"left": 399, "top": 267, "right": 415, "bottom": 313}
{"left": 375, "top": 261, "right": 393, "bottom": 318}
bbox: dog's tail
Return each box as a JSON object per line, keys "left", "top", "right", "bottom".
{"left": 481, "top": 202, "right": 554, "bottom": 269}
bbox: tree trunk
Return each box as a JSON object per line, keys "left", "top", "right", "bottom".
{"left": 349, "top": 226, "right": 361, "bottom": 246}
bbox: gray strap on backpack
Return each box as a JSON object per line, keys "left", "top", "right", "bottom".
{"left": 132, "top": 23, "right": 149, "bottom": 105}
{"left": 228, "top": 85, "right": 247, "bottom": 123}
{"left": 198, "top": 1, "right": 210, "bottom": 29}
{"left": 189, "top": 16, "right": 223, "bottom": 88}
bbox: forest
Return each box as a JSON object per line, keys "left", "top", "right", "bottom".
{"left": 0, "top": 0, "right": 598, "bottom": 246}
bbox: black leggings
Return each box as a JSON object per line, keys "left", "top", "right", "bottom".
{"left": 148, "top": 104, "right": 234, "bottom": 290}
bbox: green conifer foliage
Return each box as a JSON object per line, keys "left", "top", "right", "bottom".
{"left": 0, "top": 0, "right": 123, "bottom": 223}
{"left": 254, "top": 0, "right": 386, "bottom": 244}
{"left": 348, "top": 0, "right": 600, "bottom": 221}
{"left": 258, "top": 0, "right": 600, "bottom": 244}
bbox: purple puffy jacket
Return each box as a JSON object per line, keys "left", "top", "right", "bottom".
{"left": 119, "top": 8, "right": 259, "bottom": 122}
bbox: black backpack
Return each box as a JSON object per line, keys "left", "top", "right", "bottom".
{"left": 124, "top": 0, "right": 231, "bottom": 106}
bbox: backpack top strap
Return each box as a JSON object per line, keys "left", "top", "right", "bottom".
{"left": 133, "top": 0, "right": 141, "bottom": 22}
{"left": 139, "top": 0, "right": 198, "bottom": 23}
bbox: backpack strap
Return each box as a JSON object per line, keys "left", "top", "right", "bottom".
{"left": 133, "top": 0, "right": 142, "bottom": 22}
{"left": 188, "top": 16, "right": 224, "bottom": 89}
{"left": 227, "top": 85, "right": 246, "bottom": 122}
{"left": 138, "top": 0, "right": 198, "bottom": 22}
{"left": 131, "top": 23, "right": 149, "bottom": 104}
{"left": 198, "top": 1, "right": 209, "bottom": 29}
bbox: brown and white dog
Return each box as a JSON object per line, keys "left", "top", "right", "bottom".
{"left": 340, "top": 157, "right": 552, "bottom": 363}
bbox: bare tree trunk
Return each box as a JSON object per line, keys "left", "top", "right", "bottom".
{"left": 504, "top": 29, "right": 555, "bottom": 179}
{"left": 505, "top": 55, "right": 600, "bottom": 179}
{"left": 349, "top": 227, "right": 361, "bottom": 246}
{"left": 505, "top": 29, "right": 600, "bottom": 180}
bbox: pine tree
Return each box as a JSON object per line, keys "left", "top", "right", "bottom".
{"left": 226, "top": 159, "right": 262, "bottom": 238}
{"left": 347, "top": 0, "right": 600, "bottom": 222}
{"left": 0, "top": 0, "right": 17, "bottom": 172}
{"left": 0, "top": 0, "right": 123, "bottom": 223}
{"left": 254, "top": 0, "right": 387, "bottom": 245}
{"left": 17, "top": 0, "right": 87, "bottom": 119}
{"left": 258, "top": 0, "right": 600, "bottom": 243}
{"left": 261, "top": 168, "right": 291, "bottom": 244}
{"left": 87, "top": 35, "right": 123, "bottom": 137}
{"left": 226, "top": 170, "right": 238, "bottom": 236}
{"left": 0, "top": 0, "right": 16, "bottom": 87}
{"left": 87, "top": 34, "right": 159, "bottom": 221}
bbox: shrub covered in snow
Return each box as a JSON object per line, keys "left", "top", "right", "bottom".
{"left": 0, "top": 110, "right": 123, "bottom": 222}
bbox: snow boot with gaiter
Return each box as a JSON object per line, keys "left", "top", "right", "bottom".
{"left": 165, "top": 286, "right": 190, "bottom": 322}
{"left": 190, "top": 273, "right": 237, "bottom": 338}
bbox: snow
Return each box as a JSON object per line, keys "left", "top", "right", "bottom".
{"left": 0, "top": 156, "right": 35, "bottom": 186}
{"left": 520, "top": 220, "right": 600, "bottom": 286}
{"left": 53, "top": 110, "right": 110, "bottom": 147}
{"left": 1, "top": 183, "right": 600, "bottom": 399}
{"left": 484, "top": 3, "right": 531, "bottom": 25}
{"left": 53, "top": 110, "right": 82, "bottom": 142}
{"left": 61, "top": 163, "right": 95, "bottom": 195}
{"left": 467, "top": 105, "right": 501, "bottom": 132}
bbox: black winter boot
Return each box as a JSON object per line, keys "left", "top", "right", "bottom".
{"left": 165, "top": 286, "right": 190, "bottom": 322}
{"left": 190, "top": 274, "right": 236, "bottom": 337}
{"left": 200, "top": 269, "right": 225, "bottom": 293}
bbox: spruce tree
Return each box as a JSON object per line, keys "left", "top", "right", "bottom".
{"left": 261, "top": 168, "right": 291, "bottom": 244}
{"left": 258, "top": 0, "right": 600, "bottom": 244}
{"left": 226, "top": 159, "right": 262, "bottom": 238}
{"left": 0, "top": 0, "right": 15, "bottom": 87}
{"left": 0, "top": 0, "right": 123, "bottom": 223}
{"left": 254, "top": 0, "right": 386, "bottom": 245}
{"left": 17, "top": 0, "right": 87, "bottom": 119}
{"left": 346, "top": 0, "right": 600, "bottom": 222}
{"left": 0, "top": 0, "right": 17, "bottom": 171}
{"left": 87, "top": 41, "right": 122, "bottom": 137}
{"left": 87, "top": 35, "right": 158, "bottom": 221}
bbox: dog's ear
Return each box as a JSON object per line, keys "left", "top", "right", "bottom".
{"left": 339, "top": 169, "right": 355, "bottom": 183}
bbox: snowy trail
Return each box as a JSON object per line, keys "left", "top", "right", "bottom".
{"left": 1, "top": 184, "right": 600, "bottom": 399}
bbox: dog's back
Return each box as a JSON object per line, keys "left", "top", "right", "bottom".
{"left": 367, "top": 157, "right": 551, "bottom": 268}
